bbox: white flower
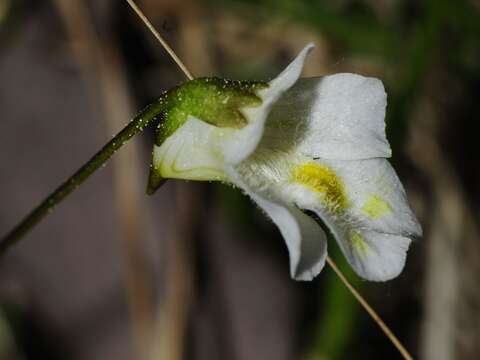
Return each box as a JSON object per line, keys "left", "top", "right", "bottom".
{"left": 150, "top": 43, "right": 422, "bottom": 281}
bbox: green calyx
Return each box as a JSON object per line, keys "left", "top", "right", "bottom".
{"left": 155, "top": 77, "right": 268, "bottom": 145}
{"left": 147, "top": 77, "right": 269, "bottom": 194}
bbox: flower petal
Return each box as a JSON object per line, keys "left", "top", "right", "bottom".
{"left": 152, "top": 115, "right": 231, "bottom": 181}
{"left": 310, "top": 210, "right": 412, "bottom": 281}
{"left": 266, "top": 74, "right": 391, "bottom": 160}
{"left": 322, "top": 158, "right": 422, "bottom": 237}
{"left": 227, "top": 166, "right": 327, "bottom": 281}
{"left": 332, "top": 226, "right": 411, "bottom": 281}
{"left": 223, "top": 43, "right": 314, "bottom": 165}
{"left": 286, "top": 158, "right": 420, "bottom": 281}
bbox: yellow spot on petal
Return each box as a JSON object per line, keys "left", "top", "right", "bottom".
{"left": 362, "top": 195, "right": 392, "bottom": 219}
{"left": 291, "top": 162, "right": 349, "bottom": 213}
{"left": 350, "top": 231, "right": 369, "bottom": 253}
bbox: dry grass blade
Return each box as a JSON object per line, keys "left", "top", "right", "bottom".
{"left": 326, "top": 256, "right": 413, "bottom": 360}
{"left": 125, "top": 0, "right": 193, "bottom": 80}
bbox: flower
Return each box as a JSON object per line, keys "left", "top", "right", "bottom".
{"left": 148, "top": 43, "right": 422, "bottom": 281}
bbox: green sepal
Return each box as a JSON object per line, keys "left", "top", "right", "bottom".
{"left": 155, "top": 77, "right": 268, "bottom": 145}
{"left": 146, "top": 166, "right": 166, "bottom": 195}
{"left": 147, "top": 77, "right": 268, "bottom": 195}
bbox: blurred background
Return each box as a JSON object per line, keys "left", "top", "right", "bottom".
{"left": 0, "top": 0, "right": 479, "bottom": 359}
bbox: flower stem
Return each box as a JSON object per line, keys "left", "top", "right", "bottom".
{"left": 0, "top": 99, "right": 166, "bottom": 256}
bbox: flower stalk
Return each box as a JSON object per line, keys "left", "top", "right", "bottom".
{"left": 0, "top": 99, "right": 167, "bottom": 255}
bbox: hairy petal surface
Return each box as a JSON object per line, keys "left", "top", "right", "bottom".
{"left": 227, "top": 167, "right": 327, "bottom": 281}
{"left": 285, "top": 158, "right": 420, "bottom": 281}
{"left": 266, "top": 74, "right": 391, "bottom": 160}
{"left": 321, "top": 158, "right": 422, "bottom": 237}
{"left": 223, "top": 43, "right": 314, "bottom": 165}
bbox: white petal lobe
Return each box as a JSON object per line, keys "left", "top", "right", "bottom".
{"left": 223, "top": 43, "right": 314, "bottom": 165}
{"left": 286, "top": 157, "right": 421, "bottom": 281}
{"left": 267, "top": 74, "right": 391, "bottom": 160}
{"left": 335, "top": 228, "right": 411, "bottom": 281}
{"left": 322, "top": 158, "right": 422, "bottom": 237}
{"left": 227, "top": 166, "right": 327, "bottom": 281}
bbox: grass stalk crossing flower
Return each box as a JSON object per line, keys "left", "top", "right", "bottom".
{"left": 0, "top": 2, "right": 416, "bottom": 359}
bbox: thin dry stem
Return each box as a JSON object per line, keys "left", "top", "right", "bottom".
{"left": 125, "top": 0, "right": 193, "bottom": 80}
{"left": 326, "top": 256, "right": 413, "bottom": 360}
{"left": 125, "top": 1, "right": 414, "bottom": 359}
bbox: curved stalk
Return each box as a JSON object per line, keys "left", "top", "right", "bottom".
{"left": 0, "top": 99, "right": 166, "bottom": 256}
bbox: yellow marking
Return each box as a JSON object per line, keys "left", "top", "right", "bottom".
{"left": 350, "top": 231, "right": 369, "bottom": 253}
{"left": 362, "top": 195, "right": 392, "bottom": 219}
{"left": 291, "top": 162, "right": 349, "bottom": 213}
